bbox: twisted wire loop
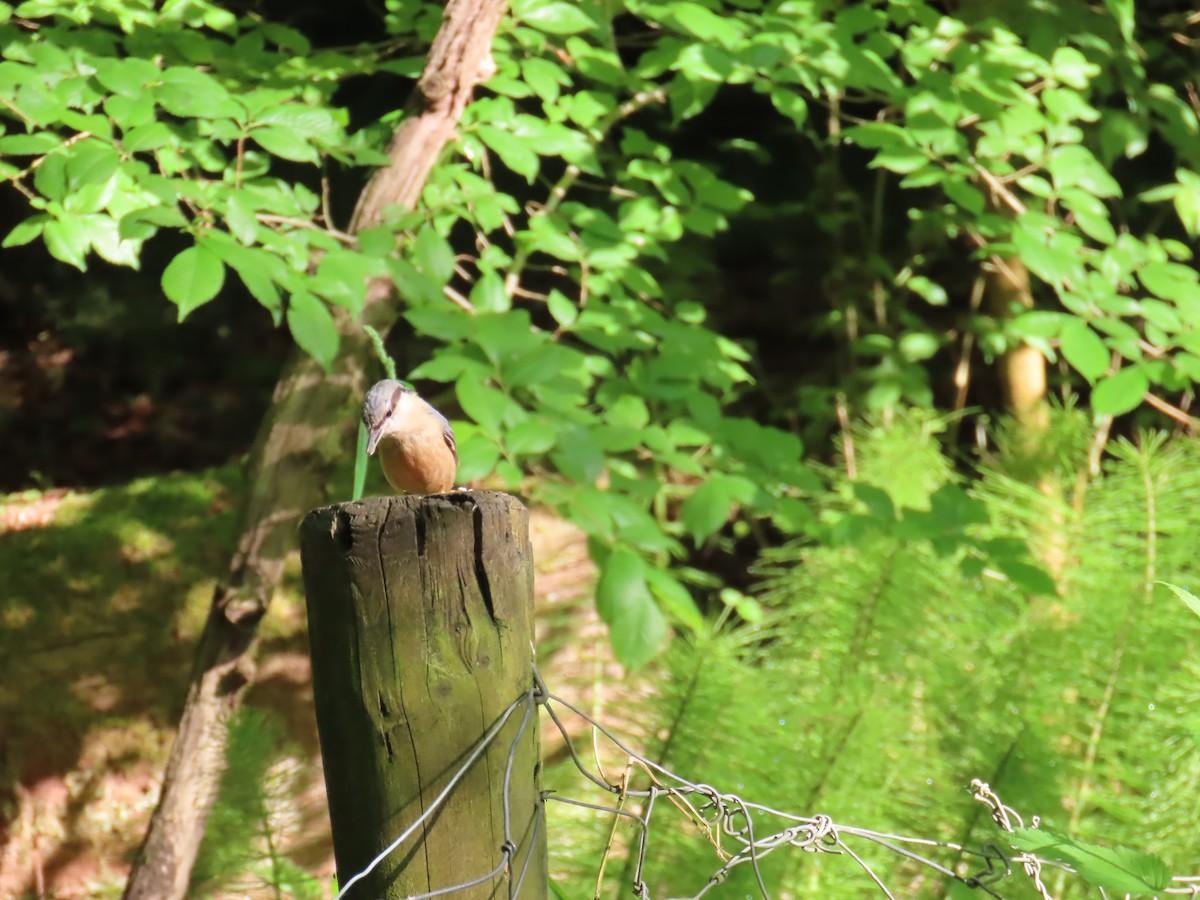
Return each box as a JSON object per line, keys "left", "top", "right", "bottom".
{"left": 970, "top": 779, "right": 1054, "bottom": 900}
{"left": 328, "top": 669, "right": 1198, "bottom": 899}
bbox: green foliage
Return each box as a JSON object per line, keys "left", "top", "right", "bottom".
{"left": 4, "top": 0, "right": 1200, "bottom": 667}
{"left": 1009, "top": 828, "right": 1171, "bottom": 896}
{"left": 1157, "top": 580, "right": 1200, "bottom": 619}
{"left": 193, "top": 709, "right": 323, "bottom": 899}
{"left": 546, "top": 415, "right": 1200, "bottom": 897}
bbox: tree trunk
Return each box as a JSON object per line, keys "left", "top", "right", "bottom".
{"left": 300, "top": 493, "right": 546, "bottom": 898}
{"left": 984, "top": 256, "right": 1068, "bottom": 579}
{"left": 985, "top": 256, "right": 1048, "bottom": 438}
{"left": 123, "top": 2, "right": 509, "bottom": 896}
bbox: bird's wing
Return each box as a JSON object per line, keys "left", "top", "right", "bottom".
{"left": 434, "top": 408, "right": 458, "bottom": 465}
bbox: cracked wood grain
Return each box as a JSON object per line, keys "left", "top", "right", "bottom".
{"left": 299, "top": 492, "right": 545, "bottom": 898}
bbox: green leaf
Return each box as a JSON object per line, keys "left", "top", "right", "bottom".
{"left": 123, "top": 122, "right": 175, "bottom": 153}
{"left": 352, "top": 421, "right": 368, "bottom": 502}
{"left": 1047, "top": 145, "right": 1121, "bottom": 198}
{"left": 1091, "top": 367, "right": 1148, "bottom": 415}
{"left": 1172, "top": 169, "right": 1200, "bottom": 237}
{"left": 906, "top": 275, "right": 948, "bottom": 306}
{"left": 1049, "top": 47, "right": 1099, "bottom": 90}
{"left": 219, "top": 192, "right": 258, "bottom": 245}
{"left": 898, "top": 332, "right": 939, "bottom": 361}
{"left": 203, "top": 237, "right": 283, "bottom": 316}
{"left": 853, "top": 484, "right": 895, "bottom": 521}
{"left": 258, "top": 106, "right": 341, "bottom": 143}
{"left": 595, "top": 550, "right": 667, "bottom": 669}
{"left": 607, "top": 395, "right": 649, "bottom": 429}
{"left": 1156, "top": 581, "right": 1200, "bottom": 618}
{"left": 413, "top": 227, "right": 455, "bottom": 284}
{"left": 43, "top": 217, "right": 90, "bottom": 270}
{"left": 1011, "top": 310, "right": 1069, "bottom": 338}
{"left": 2, "top": 214, "right": 47, "bottom": 248}
{"left": 312, "top": 249, "right": 377, "bottom": 314}
{"left": 1139, "top": 262, "right": 1200, "bottom": 308}
{"left": 1060, "top": 189, "right": 1115, "bottom": 244}
{"left": 456, "top": 378, "right": 508, "bottom": 433}
{"left": 33, "top": 153, "right": 66, "bottom": 201}
{"left": 155, "top": 67, "right": 240, "bottom": 118}
{"left": 522, "top": 58, "right": 569, "bottom": 102}
{"left": 680, "top": 476, "right": 754, "bottom": 543}
{"left": 250, "top": 126, "right": 319, "bottom": 164}
{"left": 456, "top": 429, "right": 502, "bottom": 482}
{"left": 1059, "top": 320, "right": 1109, "bottom": 382}
{"left": 162, "top": 246, "right": 225, "bottom": 319}
{"left": 477, "top": 125, "right": 538, "bottom": 181}
{"left": 871, "top": 144, "right": 929, "bottom": 175}
{"left": 357, "top": 225, "right": 396, "bottom": 257}
{"left": 550, "top": 427, "right": 605, "bottom": 482}
{"left": 409, "top": 352, "right": 490, "bottom": 383}
{"left": 1098, "top": 112, "right": 1147, "bottom": 164}
{"left": 547, "top": 289, "right": 578, "bottom": 327}
{"left": 645, "top": 568, "right": 705, "bottom": 634}
{"left": 1012, "top": 217, "right": 1086, "bottom": 286}
{"left": 517, "top": 0, "right": 598, "bottom": 34}
{"left": 118, "top": 206, "right": 188, "bottom": 240}
{"left": 474, "top": 309, "right": 541, "bottom": 364}
{"left": 86, "top": 215, "right": 139, "bottom": 267}
{"left": 1009, "top": 828, "right": 1170, "bottom": 895}
{"left": 506, "top": 419, "right": 557, "bottom": 455}
{"left": 667, "top": 2, "right": 742, "bottom": 46}
{"left": 0, "top": 132, "right": 61, "bottom": 155}
{"left": 286, "top": 291, "right": 338, "bottom": 372}
{"left": 92, "top": 57, "right": 159, "bottom": 97}
{"left": 769, "top": 88, "right": 808, "bottom": 128}
{"left": 1105, "top": 0, "right": 1134, "bottom": 43}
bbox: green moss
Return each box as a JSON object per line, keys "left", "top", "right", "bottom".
{"left": 0, "top": 465, "right": 246, "bottom": 827}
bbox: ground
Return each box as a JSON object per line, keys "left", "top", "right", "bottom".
{"left": 0, "top": 470, "right": 616, "bottom": 898}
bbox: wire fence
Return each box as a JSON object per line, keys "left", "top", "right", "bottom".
{"left": 331, "top": 664, "right": 1195, "bottom": 900}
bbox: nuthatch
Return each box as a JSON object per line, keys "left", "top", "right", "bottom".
{"left": 362, "top": 379, "right": 458, "bottom": 494}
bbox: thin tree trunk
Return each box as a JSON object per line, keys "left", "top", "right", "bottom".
{"left": 123, "top": 2, "right": 508, "bottom": 896}
{"left": 985, "top": 256, "right": 1049, "bottom": 438}
{"left": 984, "top": 256, "right": 1068, "bottom": 579}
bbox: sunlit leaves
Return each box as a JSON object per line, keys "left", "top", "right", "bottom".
{"left": 477, "top": 124, "right": 539, "bottom": 181}
{"left": 1048, "top": 47, "right": 1100, "bottom": 89}
{"left": 1091, "top": 367, "right": 1149, "bottom": 416}
{"left": 1059, "top": 320, "right": 1109, "bottom": 382}
{"left": 155, "top": 67, "right": 240, "bottom": 118}
{"left": 285, "top": 291, "right": 338, "bottom": 372}
{"left": 596, "top": 549, "right": 667, "bottom": 669}
{"left": 680, "top": 475, "right": 756, "bottom": 544}
{"left": 8, "top": 0, "right": 1200, "bottom": 672}
{"left": 162, "top": 245, "right": 224, "bottom": 319}
{"left": 1047, "top": 145, "right": 1121, "bottom": 198}
{"left": 1172, "top": 169, "right": 1200, "bottom": 237}
{"left": 1009, "top": 829, "right": 1170, "bottom": 896}
{"left": 514, "top": 0, "right": 600, "bottom": 35}
{"left": 1156, "top": 581, "right": 1200, "bottom": 619}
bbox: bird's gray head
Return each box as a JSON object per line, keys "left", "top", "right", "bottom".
{"left": 362, "top": 379, "right": 415, "bottom": 455}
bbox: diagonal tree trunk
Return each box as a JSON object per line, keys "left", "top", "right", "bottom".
{"left": 123, "top": 2, "right": 508, "bottom": 896}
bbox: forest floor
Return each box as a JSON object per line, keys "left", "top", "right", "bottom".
{"left": 0, "top": 468, "right": 616, "bottom": 898}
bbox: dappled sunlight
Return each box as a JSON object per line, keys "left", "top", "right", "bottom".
{"left": 0, "top": 467, "right": 244, "bottom": 897}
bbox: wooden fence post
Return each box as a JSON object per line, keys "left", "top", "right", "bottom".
{"left": 299, "top": 491, "right": 547, "bottom": 898}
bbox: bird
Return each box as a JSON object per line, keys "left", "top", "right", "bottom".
{"left": 362, "top": 379, "right": 458, "bottom": 494}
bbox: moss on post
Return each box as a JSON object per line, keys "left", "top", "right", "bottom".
{"left": 299, "top": 491, "right": 545, "bottom": 898}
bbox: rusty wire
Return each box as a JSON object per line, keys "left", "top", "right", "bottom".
{"left": 331, "top": 664, "right": 1195, "bottom": 899}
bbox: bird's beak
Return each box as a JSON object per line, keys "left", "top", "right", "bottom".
{"left": 366, "top": 425, "right": 383, "bottom": 455}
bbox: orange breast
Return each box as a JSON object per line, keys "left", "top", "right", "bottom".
{"left": 377, "top": 430, "right": 457, "bottom": 494}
